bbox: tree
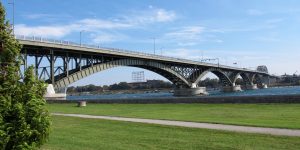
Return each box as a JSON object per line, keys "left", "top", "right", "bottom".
{"left": 199, "top": 78, "right": 220, "bottom": 88}
{"left": 0, "top": 2, "right": 50, "bottom": 149}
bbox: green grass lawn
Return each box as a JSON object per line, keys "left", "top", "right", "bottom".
{"left": 41, "top": 116, "right": 300, "bottom": 150}
{"left": 47, "top": 103, "right": 300, "bottom": 129}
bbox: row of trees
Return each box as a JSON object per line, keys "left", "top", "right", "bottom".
{"left": 67, "top": 80, "right": 173, "bottom": 93}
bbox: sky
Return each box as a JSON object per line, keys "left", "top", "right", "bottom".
{"left": 2, "top": 0, "right": 300, "bottom": 86}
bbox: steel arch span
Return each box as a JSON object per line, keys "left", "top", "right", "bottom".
{"left": 17, "top": 36, "right": 272, "bottom": 95}
{"left": 54, "top": 59, "right": 191, "bottom": 89}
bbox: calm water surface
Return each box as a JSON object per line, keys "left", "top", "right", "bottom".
{"left": 67, "top": 86, "right": 300, "bottom": 100}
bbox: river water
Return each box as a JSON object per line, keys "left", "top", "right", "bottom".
{"left": 67, "top": 86, "right": 300, "bottom": 100}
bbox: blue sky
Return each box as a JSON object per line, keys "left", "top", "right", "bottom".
{"left": 2, "top": 0, "right": 300, "bottom": 86}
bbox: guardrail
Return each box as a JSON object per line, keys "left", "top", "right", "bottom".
{"left": 15, "top": 35, "right": 267, "bottom": 74}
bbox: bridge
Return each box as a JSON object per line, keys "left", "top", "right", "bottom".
{"left": 16, "top": 35, "right": 271, "bottom": 98}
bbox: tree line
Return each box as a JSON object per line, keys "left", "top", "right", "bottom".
{"left": 67, "top": 80, "right": 174, "bottom": 93}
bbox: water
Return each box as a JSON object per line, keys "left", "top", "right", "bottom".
{"left": 67, "top": 92, "right": 173, "bottom": 100}
{"left": 67, "top": 86, "right": 300, "bottom": 100}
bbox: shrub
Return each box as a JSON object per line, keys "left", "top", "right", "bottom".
{"left": 0, "top": 2, "right": 51, "bottom": 149}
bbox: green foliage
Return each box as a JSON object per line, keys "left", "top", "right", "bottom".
{"left": 48, "top": 103, "right": 300, "bottom": 129}
{"left": 44, "top": 116, "right": 300, "bottom": 150}
{"left": 199, "top": 78, "right": 220, "bottom": 88}
{"left": 0, "top": 2, "right": 51, "bottom": 150}
{"left": 67, "top": 80, "right": 173, "bottom": 94}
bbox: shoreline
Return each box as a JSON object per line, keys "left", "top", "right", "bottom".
{"left": 47, "top": 94, "right": 300, "bottom": 104}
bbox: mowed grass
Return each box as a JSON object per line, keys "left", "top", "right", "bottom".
{"left": 42, "top": 116, "right": 300, "bottom": 150}
{"left": 47, "top": 103, "right": 300, "bottom": 129}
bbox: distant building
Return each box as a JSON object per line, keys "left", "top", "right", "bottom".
{"left": 132, "top": 71, "right": 145, "bottom": 82}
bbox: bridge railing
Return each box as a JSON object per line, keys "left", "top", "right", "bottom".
{"left": 15, "top": 35, "right": 203, "bottom": 64}
{"left": 15, "top": 35, "right": 266, "bottom": 74}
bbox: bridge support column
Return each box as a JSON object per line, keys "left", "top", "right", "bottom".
{"left": 174, "top": 87, "right": 208, "bottom": 96}
{"left": 246, "top": 84, "right": 258, "bottom": 90}
{"left": 222, "top": 85, "right": 242, "bottom": 92}
{"left": 261, "top": 83, "right": 268, "bottom": 89}
{"left": 44, "top": 84, "right": 66, "bottom": 100}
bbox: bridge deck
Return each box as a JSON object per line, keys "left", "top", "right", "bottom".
{"left": 16, "top": 35, "right": 267, "bottom": 75}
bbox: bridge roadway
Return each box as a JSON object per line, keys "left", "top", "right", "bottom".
{"left": 16, "top": 35, "right": 270, "bottom": 97}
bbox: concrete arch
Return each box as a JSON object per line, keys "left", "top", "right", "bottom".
{"left": 232, "top": 72, "right": 252, "bottom": 85}
{"left": 251, "top": 74, "right": 264, "bottom": 85}
{"left": 193, "top": 68, "right": 233, "bottom": 86}
{"left": 133, "top": 65, "right": 190, "bottom": 88}
{"left": 54, "top": 59, "right": 191, "bottom": 89}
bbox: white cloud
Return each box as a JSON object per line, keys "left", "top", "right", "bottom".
{"left": 162, "top": 26, "right": 223, "bottom": 45}
{"left": 165, "top": 26, "right": 204, "bottom": 40}
{"left": 15, "top": 18, "right": 132, "bottom": 38}
{"left": 15, "top": 24, "right": 75, "bottom": 38}
{"left": 124, "top": 8, "right": 177, "bottom": 25}
{"left": 91, "top": 32, "right": 128, "bottom": 43}
{"left": 21, "top": 13, "right": 73, "bottom": 23}
{"left": 78, "top": 19, "right": 132, "bottom": 29}
{"left": 155, "top": 9, "right": 176, "bottom": 22}
{"left": 23, "top": 13, "right": 55, "bottom": 19}
{"left": 15, "top": 7, "right": 177, "bottom": 41}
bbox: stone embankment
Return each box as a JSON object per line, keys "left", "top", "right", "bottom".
{"left": 47, "top": 94, "right": 300, "bottom": 104}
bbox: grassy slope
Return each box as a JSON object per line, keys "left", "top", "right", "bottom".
{"left": 47, "top": 103, "right": 300, "bottom": 129}
{"left": 41, "top": 116, "right": 300, "bottom": 150}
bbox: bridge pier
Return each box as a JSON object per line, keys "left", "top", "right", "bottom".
{"left": 245, "top": 84, "right": 258, "bottom": 90}
{"left": 174, "top": 87, "right": 208, "bottom": 96}
{"left": 262, "top": 84, "right": 268, "bottom": 89}
{"left": 222, "top": 85, "right": 243, "bottom": 92}
{"left": 44, "top": 84, "right": 66, "bottom": 100}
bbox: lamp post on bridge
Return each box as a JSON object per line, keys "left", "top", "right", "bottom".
{"left": 150, "top": 37, "right": 156, "bottom": 55}
{"left": 160, "top": 46, "right": 164, "bottom": 55}
{"left": 216, "top": 58, "right": 219, "bottom": 67}
{"left": 80, "top": 30, "right": 85, "bottom": 46}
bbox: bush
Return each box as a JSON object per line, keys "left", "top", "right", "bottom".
{"left": 0, "top": 2, "right": 51, "bottom": 149}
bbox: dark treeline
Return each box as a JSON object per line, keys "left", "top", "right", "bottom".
{"left": 276, "top": 75, "right": 300, "bottom": 86}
